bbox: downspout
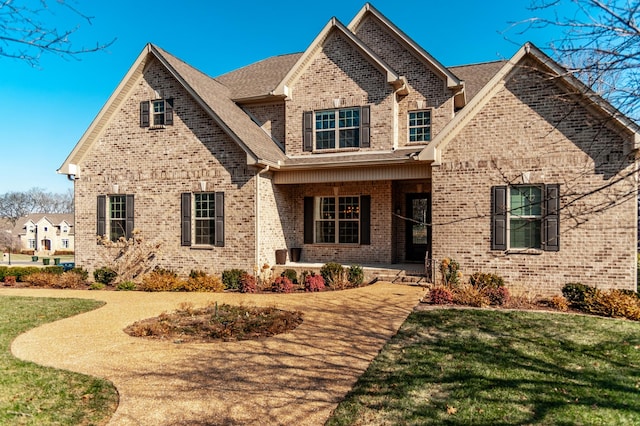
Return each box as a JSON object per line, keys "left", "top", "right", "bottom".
{"left": 255, "top": 165, "right": 270, "bottom": 268}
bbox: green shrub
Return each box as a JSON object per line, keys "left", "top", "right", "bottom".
{"left": 562, "top": 283, "right": 596, "bottom": 309}
{"left": 272, "top": 276, "right": 294, "bottom": 293}
{"left": 94, "top": 267, "right": 117, "bottom": 286}
{"left": 43, "top": 266, "right": 64, "bottom": 275}
{"left": 280, "top": 269, "right": 298, "bottom": 284}
{"left": 348, "top": 265, "right": 364, "bottom": 286}
{"left": 70, "top": 267, "right": 89, "bottom": 281}
{"left": 239, "top": 273, "right": 257, "bottom": 293}
{"left": 469, "top": 272, "right": 505, "bottom": 289}
{"left": 222, "top": 269, "right": 247, "bottom": 290}
{"left": 116, "top": 281, "right": 137, "bottom": 291}
{"left": 320, "top": 262, "right": 345, "bottom": 287}
{"left": 0, "top": 266, "right": 7, "bottom": 282}
{"left": 90, "top": 283, "right": 105, "bottom": 290}
{"left": 440, "top": 258, "right": 461, "bottom": 286}
{"left": 3, "top": 266, "right": 40, "bottom": 282}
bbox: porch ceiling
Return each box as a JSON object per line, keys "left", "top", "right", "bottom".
{"left": 273, "top": 163, "right": 431, "bottom": 184}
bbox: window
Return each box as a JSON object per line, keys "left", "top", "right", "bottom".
{"left": 303, "top": 196, "right": 371, "bottom": 245}
{"left": 97, "top": 194, "right": 134, "bottom": 242}
{"left": 408, "top": 110, "right": 431, "bottom": 142}
{"left": 61, "top": 239, "right": 69, "bottom": 249}
{"left": 303, "top": 106, "right": 370, "bottom": 151}
{"left": 28, "top": 239, "right": 35, "bottom": 249}
{"left": 491, "top": 184, "right": 560, "bottom": 251}
{"left": 140, "top": 99, "right": 173, "bottom": 127}
{"left": 62, "top": 226, "right": 68, "bottom": 233}
{"left": 181, "top": 192, "right": 224, "bottom": 247}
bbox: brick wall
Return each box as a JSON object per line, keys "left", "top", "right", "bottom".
{"left": 431, "top": 59, "right": 637, "bottom": 295}
{"left": 284, "top": 181, "right": 394, "bottom": 265}
{"left": 74, "top": 58, "right": 259, "bottom": 277}
{"left": 354, "top": 15, "right": 455, "bottom": 145}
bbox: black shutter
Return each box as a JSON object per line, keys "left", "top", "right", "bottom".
{"left": 304, "top": 197, "right": 314, "bottom": 244}
{"left": 181, "top": 193, "right": 192, "bottom": 246}
{"left": 360, "top": 105, "right": 371, "bottom": 148}
{"left": 215, "top": 192, "right": 225, "bottom": 247}
{"left": 491, "top": 186, "right": 507, "bottom": 250}
{"left": 303, "top": 111, "right": 314, "bottom": 152}
{"left": 165, "top": 99, "right": 174, "bottom": 125}
{"left": 125, "top": 194, "right": 135, "bottom": 239}
{"left": 543, "top": 184, "right": 560, "bottom": 251}
{"left": 97, "top": 195, "right": 106, "bottom": 238}
{"left": 140, "top": 101, "right": 150, "bottom": 127}
{"left": 360, "top": 195, "right": 371, "bottom": 245}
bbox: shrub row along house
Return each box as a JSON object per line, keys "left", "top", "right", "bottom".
{"left": 58, "top": 3, "right": 638, "bottom": 294}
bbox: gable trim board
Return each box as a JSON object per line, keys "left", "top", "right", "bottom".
{"left": 419, "top": 43, "right": 640, "bottom": 164}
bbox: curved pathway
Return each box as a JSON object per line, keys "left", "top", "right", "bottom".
{"left": 2, "top": 283, "right": 425, "bottom": 425}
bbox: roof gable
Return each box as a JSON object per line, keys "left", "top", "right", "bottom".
{"left": 348, "top": 3, "right": 465, "bottom": 108}
{"left": 59, "top": 44, "right": 286, "bottom": 176}
{"left": 419, "top": 42, "right": 640, "bottom": 163}
{"left": 272, "top": 17, "right": 408, "bottom": 98}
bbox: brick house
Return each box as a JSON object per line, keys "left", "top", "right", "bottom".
{"left": 58, "top": 3, "right": 638, "bottom": 294}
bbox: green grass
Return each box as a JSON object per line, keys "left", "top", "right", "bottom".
{"left": 327, "top": 309, "right": 640, "bottom": 426}
{"left": 0, "top": 296, "right": 117, "bottom": 425}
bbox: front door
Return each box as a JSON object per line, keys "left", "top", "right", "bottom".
{"left": 405, "top": 193, "right": 431, "bottom": 262}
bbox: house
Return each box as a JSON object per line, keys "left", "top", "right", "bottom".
{"left": 58, "top": 3, "right": 638, "bottom": 294}
{"left": 12, "top": 213, "right": 74, "bottom": 255}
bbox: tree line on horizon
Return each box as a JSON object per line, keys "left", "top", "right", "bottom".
{"left": 0, "top": 188, "right": 73, "bottom": 227}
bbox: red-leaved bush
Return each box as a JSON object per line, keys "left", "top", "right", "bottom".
{"left": 239, "top": 273, "right": 257, "bottom": 293}
{"left": 429, "top": 286, "right": 453, "bottom": 304}
{"left": 304, "top": 274, "right": 325, "bottom": 292}
{"left": 272, "top": 276, "right": 294, "bottom": 293}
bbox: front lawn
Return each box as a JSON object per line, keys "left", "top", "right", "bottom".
{"left": 327, "top": 308, "right": 640, "bottom": 425}
{"left": 0, "top": 296, "right": 118, "bottom": 425}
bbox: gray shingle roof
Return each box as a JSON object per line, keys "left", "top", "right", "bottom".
{"left": 152, "top": 45, "right": 288, "bottom": 165}
{"left": 450, "top": 61, "right": 507, "bottom": 102}
{"left": 215, "top": 53, "right": 303, "bottom": 100}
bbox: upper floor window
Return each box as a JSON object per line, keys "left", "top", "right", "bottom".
{"left": 408, "top": 110, "right": 431, "bottom": 142}
{"left": 140, "top": 99, "right": 174, "bottom": 128}
{"left": 303, "top": 106, "right": 370, "bottom": 152}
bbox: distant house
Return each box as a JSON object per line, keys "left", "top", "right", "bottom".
{"left": 12, "top": 214, "right": 74, "bottom": 255}
{"left": 58, "top": 3, "right": 638, "bottom": 294}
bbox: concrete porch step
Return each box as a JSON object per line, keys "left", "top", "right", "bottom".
{"left": 272, "top": 262, "right": 431, "bottom": 285}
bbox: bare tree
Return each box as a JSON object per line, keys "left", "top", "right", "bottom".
{"left": 0, "top": 0, "right": 115, "bottom": 67}
{"left": 0, "top": 187, "right": 73, "bottom": 226}
{"left": 513, "top": 0, "right": 640, "bottom": 122}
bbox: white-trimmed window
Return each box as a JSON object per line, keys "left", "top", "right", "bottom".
{"left": 140, "top": 99, "right": 174, "bottom": 127}
{"left": 303, "top": 106, "right": 370, "bottom": 152}
{"left": 28, "top": 239, "right": 36, "bottom": 249}
{"left": 61, "top": 239, "right": 70, "bottom": 249}
{"left": 314, "top": 196, "right": 360, "bottom": 244}
{"left": 180, "top": 192, "right": 225, "bottom": 247}
{"left": 408, "top": 110, "right": 431, "bottom": 142}
{"left": 491, "top": 184, "right": 560, "bottom": 251}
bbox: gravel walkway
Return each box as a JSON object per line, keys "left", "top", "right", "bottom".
{"left": 2, "top": 283, "right": 425, "bottom": 425}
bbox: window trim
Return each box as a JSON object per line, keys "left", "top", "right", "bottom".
{"left": 303, "top": 105, "right": 370, "bottom": 152}
{"left": 97, "top": 194, "right": 134, "bottom": 242}
{"left": 304, "top": 195, "right": 371, "bottom": 245}
{"left": 181, "top": 192, "right": 224, "bottom": 248}
{"left": 491, "top": 184, "right": 560, "bottom": 252}
{"left": 140, "top": 99, "right": 174, "bottom": 128}
{"left": 408, "top": 109, "right": 432, "bottom": 143}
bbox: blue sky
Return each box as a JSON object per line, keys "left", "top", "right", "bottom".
{"left": 0, "top": 0, "right": 568, "bottom": 195}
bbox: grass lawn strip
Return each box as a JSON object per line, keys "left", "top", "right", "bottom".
{"left": 0, "top": 296, "right": 117, "bottom": 425}
{"left": 327, "top": 309, "right": 640, "bottom": 426}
